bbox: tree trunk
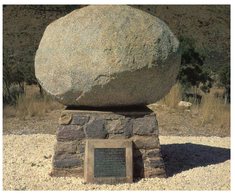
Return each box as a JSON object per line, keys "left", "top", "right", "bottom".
{"left": 224, "top": 93, "right": 228, "bottom": 105}
{"left": 18, "top": 82, "right": 25, "bottom": 94}
{"left": 38, "top": 83, "right": 44, "bottom": 97}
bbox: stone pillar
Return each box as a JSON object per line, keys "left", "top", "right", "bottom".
{"left": 51, "top": 107, "right": 166, "bottom": 178}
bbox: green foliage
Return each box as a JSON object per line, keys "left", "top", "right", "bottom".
{"left": 3, "top": 49, "right": 22, "bottom": 104}
{"left": 219, "top": 64, "right": 230, "bottom": 103}
{"left": 178, "top": 36, "right": 213, "bottom": 93}
{"left": 3, "top": 48, "right": 38, "bottom": 105}
{"left": 219, "top": 65, "right": 230, "bottom": 89}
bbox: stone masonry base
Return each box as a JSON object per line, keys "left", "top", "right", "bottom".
{"left": 51, "top": 107, "right": 166, "bottom": 179}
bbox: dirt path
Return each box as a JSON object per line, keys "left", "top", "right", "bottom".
{"left": 3, "top": 104, "right": 230, "bottom": 137}
{"left": 3, "top": 110, "right": 60, "bottom": 135}
{"left": 149, "top": 104, "right": 230, "bottom": 137}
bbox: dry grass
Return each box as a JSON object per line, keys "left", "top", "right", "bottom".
{"left": 4, "top": 84, "right": 230, "bottom": 136}
{"left": 157, "top": 84, "right": 230, "bottom": 134}
{"left": 3, "top": 85, "right": 63, "bottom": 119}
{"left": 15, "top": 94, "right": 63, "bottom": 119}
{"left": 3, "top": 105, "right": 17, "bottom": 118}
{"left": 160, "top": 83, "right": 182, "bottom": 108}
{"left": 198, "top": 93, "right": 230, "bottom": 129}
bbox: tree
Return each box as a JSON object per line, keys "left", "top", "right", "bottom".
{"left": 219, "top": 64, "right": 230, "bottom": 103}
{"left": 178, "top": 36, "right": 213, "bottom": 102}
{"left": 3, "top": 49, "right": 25, "bottom": 104}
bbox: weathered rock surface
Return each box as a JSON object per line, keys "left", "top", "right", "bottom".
{"left": 57, "top": 125, "right": 85, "bottom": 141}
{"left": 35, "top": 5, "right": 180, "bottom": 107}
{"left": 178, "top": 101, "right": 192, "bottom": 109}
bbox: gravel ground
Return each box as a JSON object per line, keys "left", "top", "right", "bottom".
{"left": 3, "top": 135, "right": 230, "bottom": 190}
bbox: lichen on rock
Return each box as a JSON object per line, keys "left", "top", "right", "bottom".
{"left": 35, "top": 5, "right": 181, "bottom": 107}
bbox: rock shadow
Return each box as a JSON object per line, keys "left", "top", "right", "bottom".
{"left": 161, "top": 143, "right": 230, "bottom": 177}
{"left": 66, "top": 105, "right": 152, "bottom": 112}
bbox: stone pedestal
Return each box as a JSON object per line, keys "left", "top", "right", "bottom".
{"left": 51, "top": 107, "right": 166, "bottom": 178}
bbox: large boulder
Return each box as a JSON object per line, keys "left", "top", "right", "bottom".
{"left": 35, "top": 5, "right": 181, "bottom": 107}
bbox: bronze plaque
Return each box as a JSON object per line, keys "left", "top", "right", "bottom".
{"left": 94, "top": 148, "right": 126, "bottom": 177}
{"left": 84, "top": 139, "right": 133, "bottom": 184}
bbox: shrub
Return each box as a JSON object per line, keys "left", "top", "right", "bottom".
{"left": 178, "top": 36, "right": 213, "bottom": 94}
{"left": 218, "top": 64, "right": 230, "bottom": 103}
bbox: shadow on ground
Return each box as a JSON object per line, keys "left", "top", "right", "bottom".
{"left": 161, "top": 143, "right": 230, "bottom": 177}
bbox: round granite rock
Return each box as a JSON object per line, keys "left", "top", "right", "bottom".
{"left": 35, "top": 5, "right": 181, "bottom": 107}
